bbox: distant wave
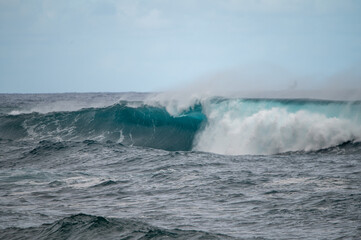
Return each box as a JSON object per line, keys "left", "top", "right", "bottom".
{"left": 0, "top": 213, "right": 235, "bottom": 240}
{"left": 1, "top": 98, "right": 360, "bottom": 155}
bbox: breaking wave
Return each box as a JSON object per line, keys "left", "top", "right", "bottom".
{"left": 194, "top": 98, "right": 361, "bottom": 155}
{"left": 1, "top": 98, "right": 360, "bottom": 155}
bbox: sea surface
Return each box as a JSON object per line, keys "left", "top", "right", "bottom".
{"left": 0, "top": 92, "right": 360, "bottom": 240}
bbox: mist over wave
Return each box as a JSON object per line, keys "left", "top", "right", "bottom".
{"left": 141, "top": 65, "right": 361, "bottom": 154}
{"left": 150, "top": 64, "right": 361, "bottom": 106}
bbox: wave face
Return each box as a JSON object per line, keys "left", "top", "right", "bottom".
{"left": 0, "top": 103, "right": 205, "bottom": 151}
{"left": 0, "top": 214, "right": 234, "bottom": 240}
{"left": 1, "top": 97, "right": 360, "bottom": 155}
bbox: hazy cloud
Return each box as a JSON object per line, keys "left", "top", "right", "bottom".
{"left": 135, "top": 9, "right": 169, "bottom": 29}
{"left": 220, "top": 0, "right": 360, "bottom": 14}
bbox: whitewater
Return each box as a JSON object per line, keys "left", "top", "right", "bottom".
{"left": 1, "top": 92, "right": 360, "bottom": 239}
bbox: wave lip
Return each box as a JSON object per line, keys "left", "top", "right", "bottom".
{"left": 0, "top": 214, "right": 236, "bottom": 240}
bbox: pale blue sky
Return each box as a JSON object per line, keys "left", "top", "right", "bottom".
{"left": 1, "top": 0, "right": 361, "bottom": 93}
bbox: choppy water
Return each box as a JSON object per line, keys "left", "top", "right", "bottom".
{"left": 0, "top": 93, "right": 360, "bottom": 239}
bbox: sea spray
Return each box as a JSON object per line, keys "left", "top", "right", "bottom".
{"left": 194, "top": 104, "right": 360, "bottom": 155}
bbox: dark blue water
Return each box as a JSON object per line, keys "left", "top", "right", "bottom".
{"left": 0, "top": 93, "right": 360, "bottom": 239}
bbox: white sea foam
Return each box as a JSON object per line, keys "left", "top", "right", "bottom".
{"left": 194, "top": 103, "right": 361, "bottom": 155}
{"left": 145, "top": 91, "right": 206, "bottom": 116}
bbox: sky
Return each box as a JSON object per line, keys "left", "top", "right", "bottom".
{"left": 0, "top": 0, "right": 361, "bottom": 93}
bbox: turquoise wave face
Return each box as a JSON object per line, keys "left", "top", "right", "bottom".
{"left": 0, "top": 103, "right": 206, "bottom": 151}
{"left": 1, "top": 98, "right": 360, "bottom": 154}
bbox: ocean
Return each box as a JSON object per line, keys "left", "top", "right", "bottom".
{"left": 0, "top": 92, "right": 360, "bottom": 240}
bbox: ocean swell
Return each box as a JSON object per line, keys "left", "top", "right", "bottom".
{"left": 0, "top": 214, "right": 234, "bottom": 240}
